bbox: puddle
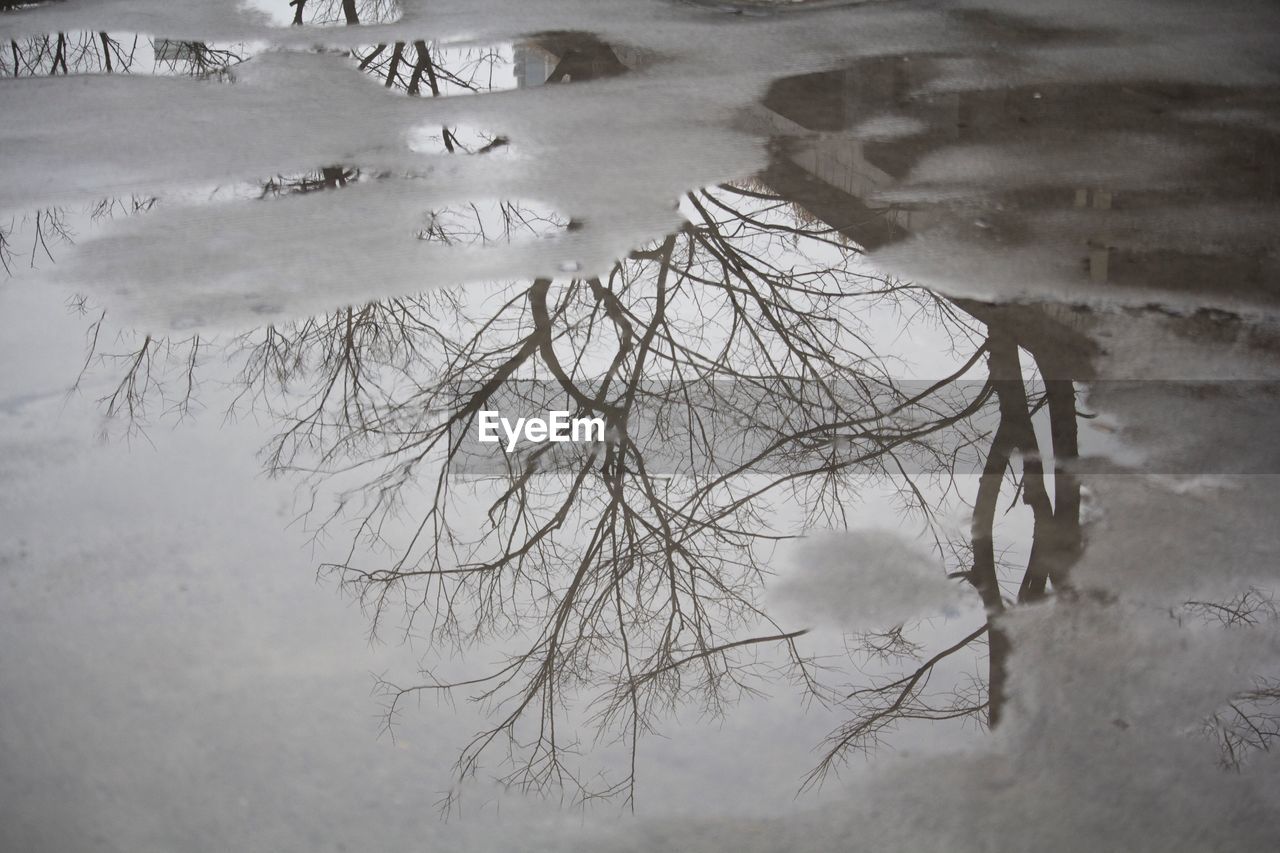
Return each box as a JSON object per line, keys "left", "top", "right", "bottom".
{"left": 415, "top": 199, "right": 568, "bottom": 246}
{"left": 512, "top": 32, "right": 644, "bottom": 85}
{"left": 3, "top": 2, "right": 1280, "bottom": 850}
{"left": 243, "top": 0, "right": 403, "bottom": 27}
{"left": 405, "top": 123, "right": 508, "bottom": 155}
{"left": 347, "top": 33, "right": 642, "bottom": 95}
{"left": 754, "top": 57, "right": 1280, "bottom": 312}
{"left": 1, "top": 32, "right": 259, "bottom": 79}
{"left": 349, "top": 40, "right": 516, "bottom": 94}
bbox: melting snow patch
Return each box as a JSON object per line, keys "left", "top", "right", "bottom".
{"left": 769, "top": 528, "right": 961, "bottom": 630}
{"left": 850, "top": 115, "right": 928, "bottom": 140}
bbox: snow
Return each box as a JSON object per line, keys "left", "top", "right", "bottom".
{"left": 770, "top": 529, "right": 962, "bottom": 630}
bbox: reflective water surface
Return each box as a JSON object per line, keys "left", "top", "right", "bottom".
{"left": 2, "top": 1, "right": 1279, "bottom": 851}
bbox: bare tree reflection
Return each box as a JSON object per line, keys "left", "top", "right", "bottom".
{"left": 2, "top": 32, "right": 246, "bottom": 79}
{"left": 1208, "top": 677, "right": 1280, "bottom": 771}
{"left": 0, "top": 207, "right": 70, "bottom": 274}
{"left": 804, "top": 319, "right": 1084, "bottom": 787}
{"left": 42, "top": 35, "right": 1276, "bottom": 809}
{"left": 355, "top": 40, "right": 503, "bottom": 95}
{"left": 71, "top": 162, "right": 1277, "bottom": 802}
{"left": 71, "top": 303, "right": 203, "bottom": 440}
{"left": 288, "top": 0, "right": 401, "bottom": 26}
{"left": 74, "top": 172, "right": 991, "bottom": 804}
{"left": 4, "top": 31, "right": 135, "bottom": 76}
{"left": 1185, "top": 589, "right": 1280, "bottom": 770}
{"left": 348, "top": 37, "right": 509, "bottom": 154}
{"left": 0, "top": 32, "right": 243, "bottom": 271}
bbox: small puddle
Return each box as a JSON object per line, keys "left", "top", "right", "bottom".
{"left": 1, "top": 32, "right": 260, "bottom": 79}
{"left": 243, "top": 0, "right": 403, "bottom": 27}
{"left": 349, "top": 41, "right": 516, "bottom": 95}
{"left": 415, "top": 199, "right": 569, "bottom": 246}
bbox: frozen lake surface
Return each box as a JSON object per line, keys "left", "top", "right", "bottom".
{"left": 2, "top": 1, "right": 1280, "bottom": 850}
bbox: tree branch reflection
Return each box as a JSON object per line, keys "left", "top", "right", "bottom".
{"left": 44, "top": 38, "right": 1277, "bottom": 809}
